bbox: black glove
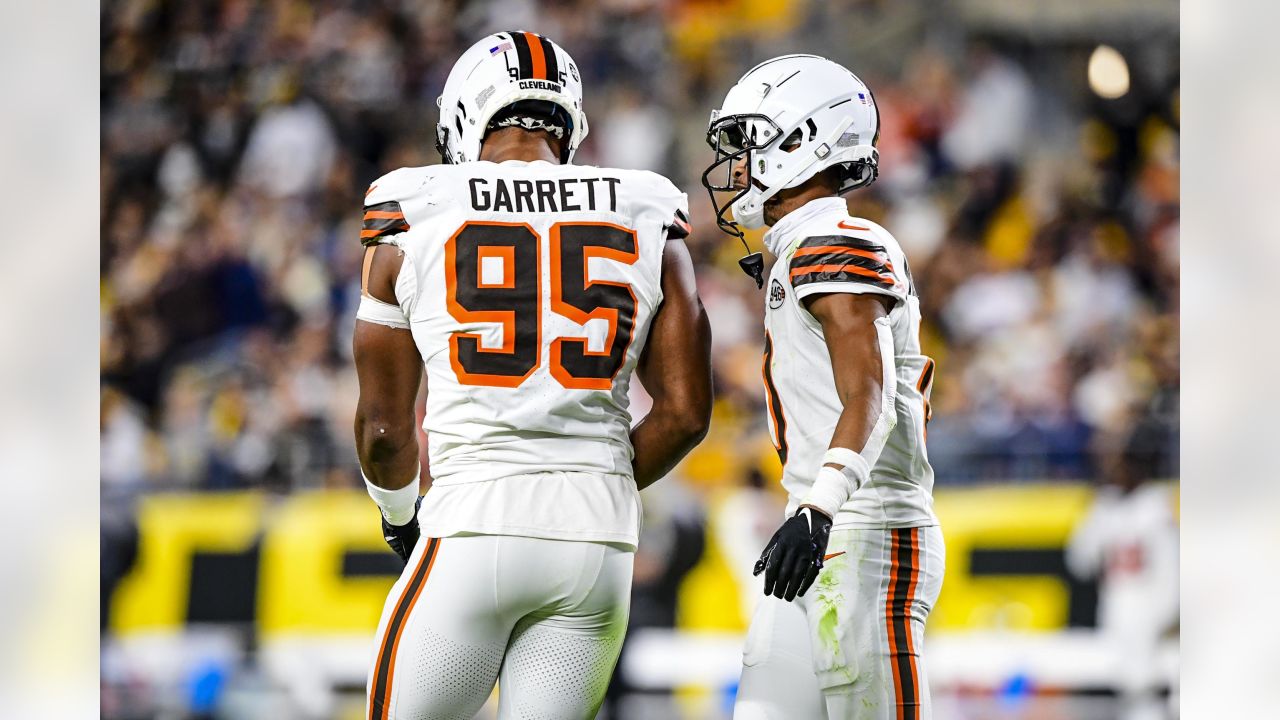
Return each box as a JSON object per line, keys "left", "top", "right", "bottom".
{"left": 753, "top": 507, "right": 832, "bottom": 601}
{"left": 382, "top": 496, "right": 423, "bottom": 565}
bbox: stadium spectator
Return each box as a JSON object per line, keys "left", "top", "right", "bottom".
{"left": 101, "top": 1, "right": 1177, "bottom": 494}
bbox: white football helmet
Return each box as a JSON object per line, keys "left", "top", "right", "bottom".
{"left": 436, "top": 31, "right": 589, "bottom": 164}
{"left": 703, "top": 54, "right": 881, "bottom": 236}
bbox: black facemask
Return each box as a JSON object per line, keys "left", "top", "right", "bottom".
{"left": 700, "top": 113, "right": 783, "bottom": 289}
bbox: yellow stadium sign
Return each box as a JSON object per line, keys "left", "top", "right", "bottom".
{"left": 109, "top": 484, "right": 1175, "bottom": 636}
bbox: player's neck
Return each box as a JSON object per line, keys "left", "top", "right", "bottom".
{"left": 763, "top": 172, "right": 840, "bottom": 226}
{"left": 479, "top": 128, "right": 562, "bottom": 164}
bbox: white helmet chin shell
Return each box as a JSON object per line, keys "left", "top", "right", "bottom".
{"left": 732, "top": 192, "right": 767, "bottom": 229}
{"left": 705, "top": 54, "right": 881, "bottom": 231}
{"left": 436, "top": 32, "right": 588, "bottom": 164}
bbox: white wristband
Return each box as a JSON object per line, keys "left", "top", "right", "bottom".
{"left": 800, "top": 448, "right": 872, "bottom": 520}
{"left": 364, "top": 472, "right": 420, "bottom": 526}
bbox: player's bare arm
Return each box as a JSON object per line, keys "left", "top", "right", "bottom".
{"left": 353, "top": 245, "right": 424, "bottom": 562}
{"left": 630, "top": 237, "right": 713, "bottom": 490}
{"left": 803, "top": 291, "right": 895, "bottom": 487}
{"left": 354, "top": 246, "right": 422, "bottom": 489}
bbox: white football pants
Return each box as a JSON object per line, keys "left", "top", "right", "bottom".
{"left": 736, "top": 526, "right": 945, "bottom": 720}
{"left": 366, "top": 533, "right": 633, "bottom": 720}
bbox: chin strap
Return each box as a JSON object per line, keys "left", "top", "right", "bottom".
{"left": 739, "top": 251, "right": 764, "bottom": 288}
{"left": 726, "top": 221, "right": 764, "bottom": 288}
{"left": 716, "top": 209, "right": 765, "bottom": 288}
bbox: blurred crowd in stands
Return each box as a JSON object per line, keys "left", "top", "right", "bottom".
{"left": 101, "top": 0, "right": 1180, "bottom": 499}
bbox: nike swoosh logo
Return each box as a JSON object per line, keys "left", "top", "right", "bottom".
{"left": 837, "top": 220, "right": 870, "bottom": 231}
{"left": 823, "top": 551, "right": 846, "bottom": 561}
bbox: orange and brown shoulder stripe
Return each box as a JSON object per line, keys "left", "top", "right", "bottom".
{"left": 789, "top": 234, "right": 895, "bottom": 289}
{"left": 361, "top": 200, "right": 409, "bottom": 245}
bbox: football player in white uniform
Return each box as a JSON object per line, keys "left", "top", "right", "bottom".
{"left": 702, "top": 55, "right": 943, "bottom": 719}
{"left": 353, "top": 32, "right": 712, "bottom": 720}
{"left": 1067, "top": 452, "right": 1178, "bottom": 720}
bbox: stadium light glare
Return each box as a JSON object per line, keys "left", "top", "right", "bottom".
{"left": 1088, "top": 45, "right": 1130, "bottom": 99}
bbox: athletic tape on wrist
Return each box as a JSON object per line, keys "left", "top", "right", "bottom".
{"left": 801, "top": 448, "right": 872, "bottom": 520}
{"left": 363, "top": 472, "right": 420, "bottom": 526}
{"left": 821, "top": 447, "right": 866, "bottom": 472}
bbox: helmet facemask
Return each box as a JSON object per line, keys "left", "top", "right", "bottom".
{"left": 700, "top": 112, "right": 785, "bottom": 287}
{"left": 701, "top": 112, "right": 785, "bottom": 241}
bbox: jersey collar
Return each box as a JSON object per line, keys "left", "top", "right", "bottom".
{"left": 762, "top": 196, "right": 848, "bottom": 257}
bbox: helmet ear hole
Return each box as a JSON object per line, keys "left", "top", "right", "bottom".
{"left": 780, "top": 128, "right": 804, "bottom": 152}
{"left": 835, "top": 157, "right": 878, "bottom": 193}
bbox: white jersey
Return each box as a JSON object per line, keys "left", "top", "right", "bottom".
{"left": 360, "top": 159, "right": 689, "bottom": 548}
{"left": 1066, "top": 482, "right": 1179, "bottom": 637}
{"left": 760, "top": 197, "right": 937, "bottom": 528}
{"left": 1066, "top": 482, "right": 1178, "bottom": 707}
